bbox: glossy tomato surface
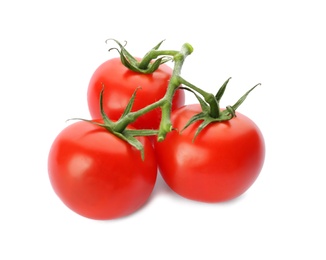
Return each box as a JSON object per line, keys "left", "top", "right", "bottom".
{"left": 48, "top": 121, "right": 157, "bottom": 220}
{"left": 154, "top": 104, "right": 265, "bottom": 203}
{"left": 87, "top": 57, "right": 185, "bottom": 129}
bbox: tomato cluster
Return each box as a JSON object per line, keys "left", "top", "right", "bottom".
{"left": 48, "top": 41, "right": 265, "bottom": 220}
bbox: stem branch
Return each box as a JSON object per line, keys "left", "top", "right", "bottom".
{"left": 139, "top": 50, "right": 179, "bottom": 69}
{"left": 113, "top": 43, "right": 194, "bottom": 139}
{"left": 178, "top": 76, "right": 220, "bottom": 118}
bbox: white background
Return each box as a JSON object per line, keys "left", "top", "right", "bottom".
{"left": 1, "top": 0, "right": 325, "bottom": 259}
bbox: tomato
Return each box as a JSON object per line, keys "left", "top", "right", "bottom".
{"left": 48, "top": 120, "right": 157, "bottom": 220}
{"left": 87, "top": 57, "right": 185, "bottom": 129}
{"left": 154, "top": 104, "right": 265, "bottom": 202}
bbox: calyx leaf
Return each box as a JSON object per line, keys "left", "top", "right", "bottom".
{"left": 68, "top": 86, "right": 158, "bottom": 161}
{"left": 106, "top": 39, "right": 171, "bottom": 74}
{"left": 182, "top": 79, "right": 261, "bottom": 141}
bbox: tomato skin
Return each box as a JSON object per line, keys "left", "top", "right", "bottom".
{"left": 154, "top": 104, "right": 265, "bottom": 203}
{"left": 87, "top": 57, "right": 185, "bottom": 129}
{"left": 48, "top": 121, "right": 157, "bottom": 220}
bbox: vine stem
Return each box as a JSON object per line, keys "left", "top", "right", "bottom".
{"left": 177, "top": 76, "right": 220, "bottom": 118}
{"left": 138, "top": 50, "right": 179, "bottom": 69}
{"left": 112, "top": 43, "right": 194, "bottom": 141}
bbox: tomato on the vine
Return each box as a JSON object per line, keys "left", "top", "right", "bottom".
{"left": 154, "top": 104, "right": 265, "bottom": 203}
{"left": 48, "top": 120, "right": 157, "bottom": 220}
{"left": 87, "top": 57, "right": 185, "bottom": 129}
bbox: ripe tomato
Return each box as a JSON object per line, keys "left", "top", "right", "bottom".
{"left": 48, "top": 120, "right": 157, "bottom": 220}
{"left": 87, "top": 57, "right": 185, "bottom": 129}
{"left": 154, "top": 104, "right": 265, "bottom": 202}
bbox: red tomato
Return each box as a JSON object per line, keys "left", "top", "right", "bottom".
{"left": 48, "top": 121, "right": 157, "bottom": 220}
{"left": 87, "top": 57, "right": 185, "bottom": 129}
{"left": 154, "top": 104, "right": 265, "bottom": 202}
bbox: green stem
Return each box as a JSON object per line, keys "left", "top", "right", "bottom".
{"left": 113, "top": 43, "right": 194, "bottom": 138}
{"left": 138, "top": 50, "right": 179, "bottom": 70}
{"left": 177, "top": 76, "right": 220, "bottom": 118}
{"left": 113, "top": 99, "right": 165, "bottom": 132}
{"left": 157, "top": 44, "right": 193, "bottom": 140}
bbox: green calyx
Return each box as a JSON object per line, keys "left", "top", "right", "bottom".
{"left": 106, "top": 39, "right": 179, "bottom": 74}
{"left": 98, "top": 86, "right": 159, "bottom": 160}
{"left": 181, "top": 78, "right": 261, "bottom": 140}
{"left": 70, "top": 87, "right": 158, "bottom": 161}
